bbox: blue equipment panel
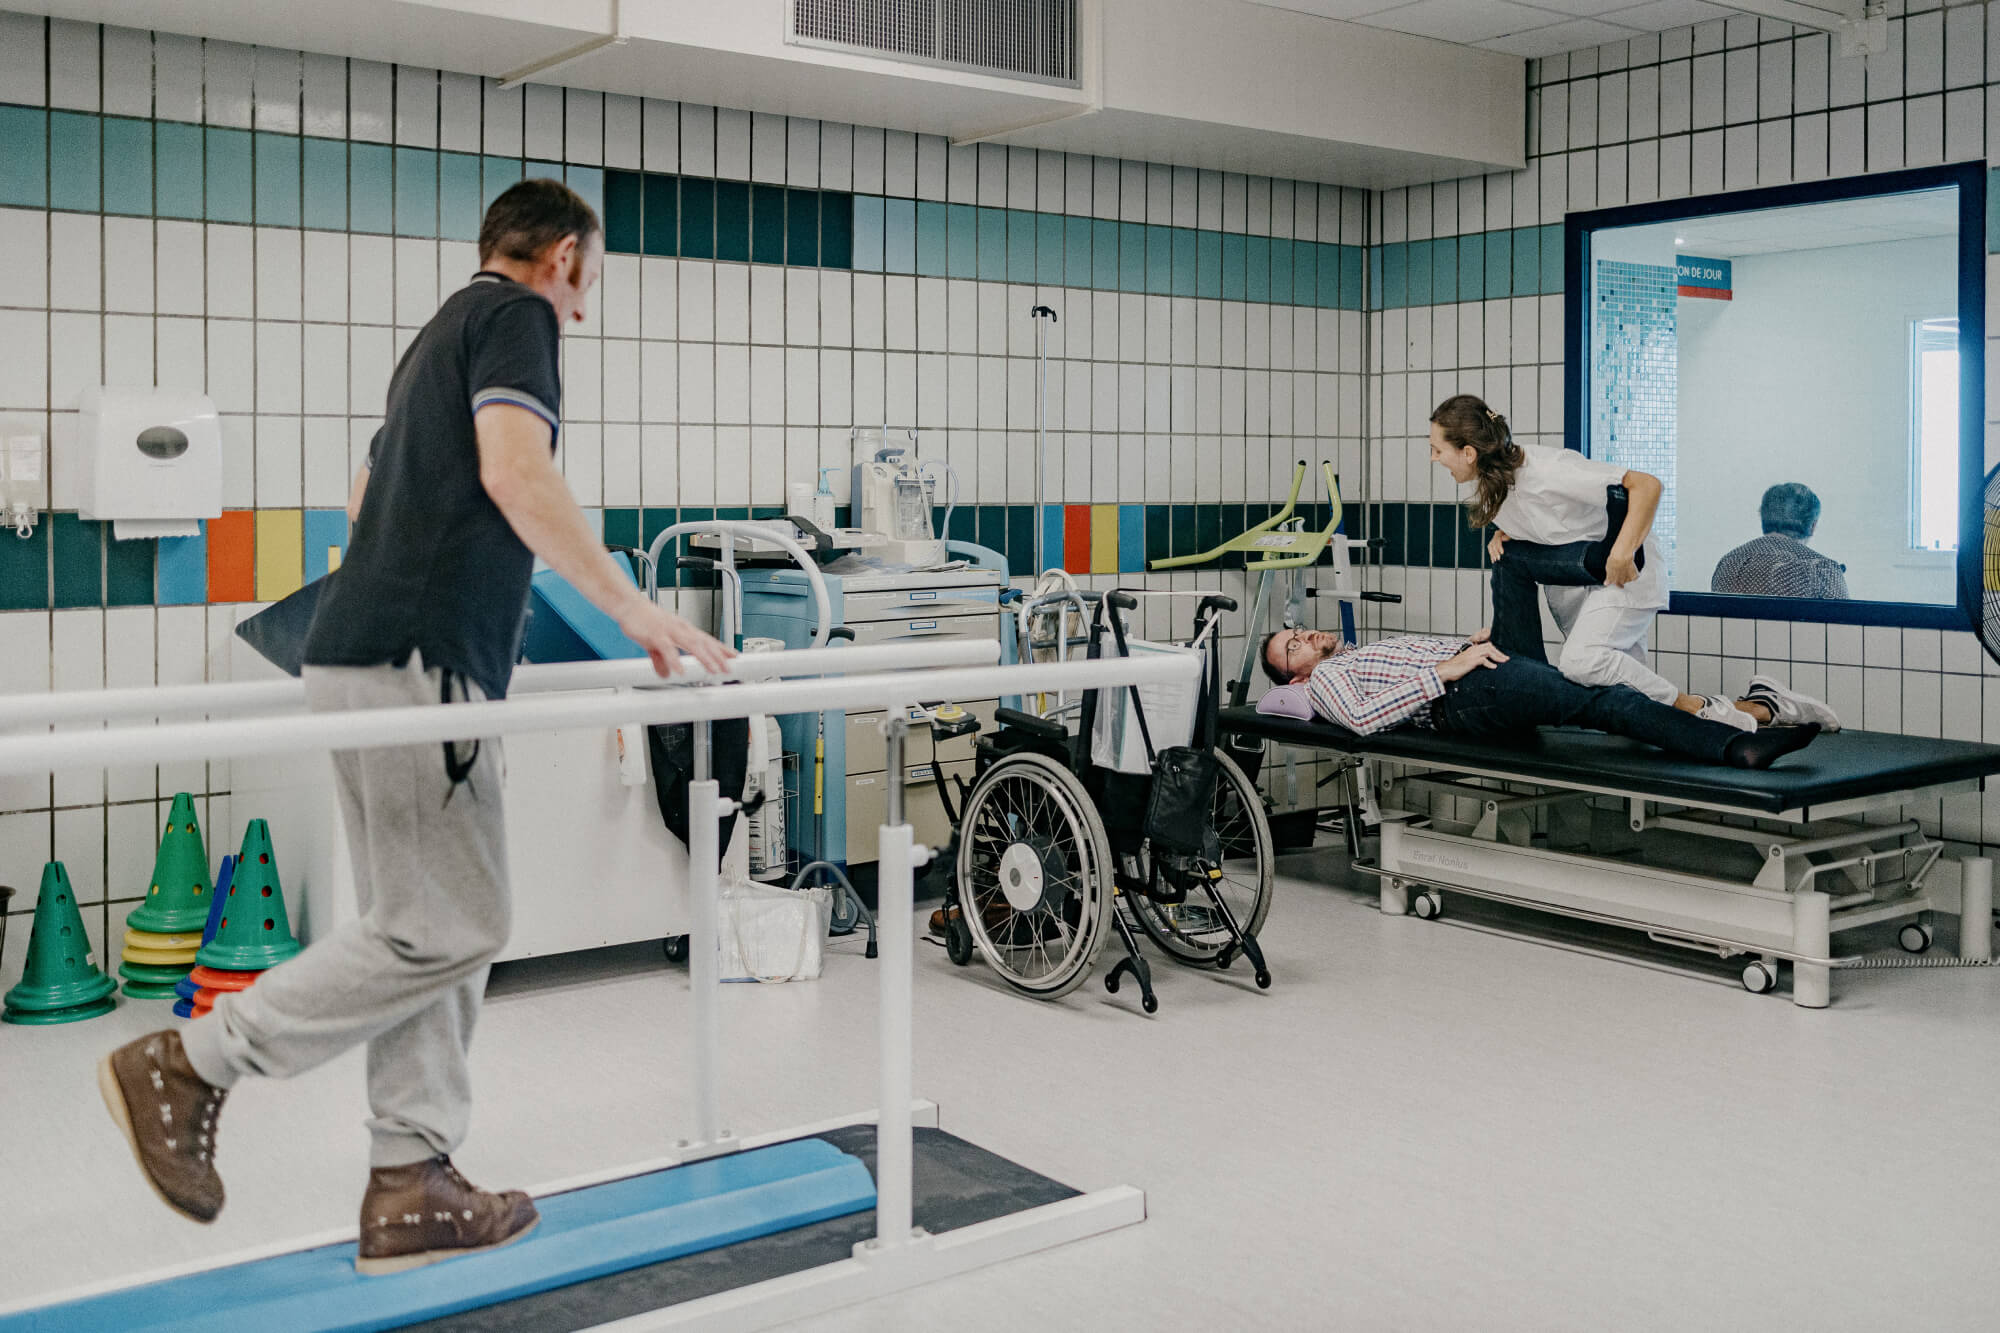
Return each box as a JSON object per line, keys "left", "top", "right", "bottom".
{"left": 3, "top": 1138, "right": 875, "bottom": 1333}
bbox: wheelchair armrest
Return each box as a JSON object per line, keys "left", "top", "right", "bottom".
{"left": 993, "top": 707, "right": 1067, "bottom": 743}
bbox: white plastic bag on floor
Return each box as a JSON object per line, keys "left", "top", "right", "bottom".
{"left": 718, "top": 881, "right": 829, "bottom": 982}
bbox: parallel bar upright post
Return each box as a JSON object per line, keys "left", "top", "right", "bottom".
{"left": 686, "top": 721, "right": 725, "bottom": 1151}
{"left": 874, "top": 718, "right": 916, "bottom": 1249}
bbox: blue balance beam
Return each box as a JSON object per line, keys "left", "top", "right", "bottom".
{"left": 5, "top": 1138, "right": 875, "bottom": 1332}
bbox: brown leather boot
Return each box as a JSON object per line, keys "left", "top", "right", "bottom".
{"left": 98, "top": 1029, "right": 228, "bottom": 1223}
{"left": 356, "top": 1156, "right": 540, "bottom": 1275}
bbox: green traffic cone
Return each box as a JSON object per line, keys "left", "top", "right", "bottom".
{"left": 126, "top": 793, "right": 214, "bottom": 934}
{"left": 196, "top": 820, "right": 303, "bottom": 972}
{"left": 4, "top": 863, "right": 117, "bottom": 1024}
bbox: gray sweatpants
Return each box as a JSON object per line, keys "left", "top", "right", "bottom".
{"left": 181, "top": 654, "right": 511, "bottom": 1168}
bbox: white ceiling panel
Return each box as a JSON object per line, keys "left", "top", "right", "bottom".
{"left": 1370, "top": 0, "right": 1579, "bottom": 43}
{"left": 1248, "top": 0, "right": 1420, "bottom": 20}
{"left": 1517, "top": 0, "right": 1657, "bottom": 16}
{"left": 1597, "top": 0, "right": 1738, "bottom": 31}
{"left": 1478, "top": 15, "right": 1649, "bottom": 54}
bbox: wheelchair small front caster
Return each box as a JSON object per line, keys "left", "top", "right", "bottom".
{"left": 1141, "top": 993, "right": 1158, "bottom": 1014}
{"left": 1899, "top": 923, "right": 1933, "bottom": 954}
{"left": 1740, "top": 960, "right": 1777, "bottom": 994}
{"left": 1412, "top": 890, "right": 1443, "bottom": 920}
{"left": 1255, "top": 969, "right": 1272, "bottom": 989}
{"left": 661, "top": 935, "right": 689, "bottom": 964}
{"left": 946, "top": 915, "right": 974, "bottom": 966}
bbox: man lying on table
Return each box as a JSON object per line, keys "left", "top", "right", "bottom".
{"left": 1258, "top": 628, "right": 1837, "bottom": 770}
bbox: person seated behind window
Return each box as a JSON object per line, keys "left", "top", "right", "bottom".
{"left": 1710, "top": 483, "right": 1849, "bottom": 600}
{"left": 1257, "top": 627, "right": 1835, "bottom": 770}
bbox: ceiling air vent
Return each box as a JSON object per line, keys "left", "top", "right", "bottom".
{"left": 790, "top": 0, "right": 1079, "bottom": 87}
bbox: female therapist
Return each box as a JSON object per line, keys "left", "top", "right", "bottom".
{"left": 1426, "top": 393, "right": 1756, "bottom": 730}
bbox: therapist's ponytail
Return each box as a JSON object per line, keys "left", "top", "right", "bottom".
{"left": 1431, "top": 394, "right": 1522, "bottom": 529}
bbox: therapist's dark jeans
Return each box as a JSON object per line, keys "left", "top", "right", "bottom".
{"left": 1488, "top": 539, "right": 1602, "bottom": 664}
{"left": 1431, "top": 656, "right": 1737, "bottom": 764}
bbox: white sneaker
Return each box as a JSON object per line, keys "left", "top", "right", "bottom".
{"left": 1694, "top": 695, "right": 1758, "bottom": 732}
{"left": 1745, "top": 674, "right": 1843, "bottom": 732}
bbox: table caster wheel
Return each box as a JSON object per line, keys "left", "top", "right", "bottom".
{"left": 1255, "top": 970, "right": 1272, "bottom": 989}
{"left": 945, "top": 916, "right": 974, "bottom": 966}
{"left": 1412, "top": 890, "right": 1443, "bottom": 921}
{"left": 1141, "top": 993, "right": 1158, "bottom": 1014}
{"left": 1740, "top": 960, "right": 1777, "bottom": 994}
{"left": 1898, "top": 923, "right": 1933, "bottom": 954}
{"left": 662, "top": 935, "right": 689, "bottom": 964}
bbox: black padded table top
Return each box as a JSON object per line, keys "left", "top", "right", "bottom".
{"left": 1219, "top": 706, "right": 2000, "bottom": 816}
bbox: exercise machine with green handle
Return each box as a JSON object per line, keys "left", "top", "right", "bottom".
{"left": 1149, "top": 460, "right": 1399, "bottom": 707}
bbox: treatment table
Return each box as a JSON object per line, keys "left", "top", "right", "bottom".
{"left": 1220, "top": 708, "right": 2000, "bottom": 1006}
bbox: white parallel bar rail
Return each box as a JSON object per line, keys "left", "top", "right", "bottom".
{"left": 0, "top": 641, "right": 996, "bottom": 732}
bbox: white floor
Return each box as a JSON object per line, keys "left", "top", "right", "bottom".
{"left": 4, "top": 847, "right": 1999, "bottom": 1331}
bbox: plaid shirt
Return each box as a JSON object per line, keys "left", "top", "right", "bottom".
{"left": 1304, "top": 635, "right": 1465, "bottom": 735}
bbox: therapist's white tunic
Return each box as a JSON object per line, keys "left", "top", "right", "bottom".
{"left": 1493, "top": 446, "right": 1678, "bottom": 704}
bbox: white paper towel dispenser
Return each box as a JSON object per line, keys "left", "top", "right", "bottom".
{"left": 77, "top": 386, "right": 222, "bottom": 540}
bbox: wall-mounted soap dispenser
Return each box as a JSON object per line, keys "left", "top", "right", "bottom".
{"left": 77, "top": 387, "right": 222, "bottom": 540}
{"left": 0, "top": 434, "right": 42, "bottom": 538}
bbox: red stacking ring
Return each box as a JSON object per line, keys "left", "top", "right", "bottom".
{"left": 189, "top": 965, "right": 261, "bottom": 992}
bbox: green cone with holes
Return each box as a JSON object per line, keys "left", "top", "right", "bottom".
{"left": 195, "top": 820, "right": 303, "bottom": 972}
{"left": 125, "top": 793, "right": 214, "bottom": 934}
{"left": 4, "top": 862, "right": 118, "bottom": 1023}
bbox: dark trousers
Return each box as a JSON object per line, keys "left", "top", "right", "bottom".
{"left": 1487, "top": 539, "right": 1602, "bottom": 664}
{"left": 1431, "top": 656, "right": 1738, "bottom": 764}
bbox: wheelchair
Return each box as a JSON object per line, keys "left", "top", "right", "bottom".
{"left": 925, "top": 588, "right": 1275, "bottom": 1013}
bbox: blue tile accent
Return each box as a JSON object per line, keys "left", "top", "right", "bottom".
{"left": 1091, "top": 218, "right": 1119, "bottom": 290}
{"left": 883, "top": 197, "right": 916, "bottom": 273}
{"left": 1221, "top": 232, "right": 1246, "bottom": 301}
{"left": 527, "top": 159, "right": 563, "bottom": 182}
{"left": 102, "top": 116, "right": 151, "bottom": 216}
{"left": 914, "top": 199, "right": 947, "bottom": 276}
{"left": 1484, "top": 230, "right": 1512, "bottom": 300}
{"left": 204, "top": 128, "right": 253, "bottom": 223}
{"left": 564, "top": 164, "right": 603, "bottom": 219}
{"left": 1511, "top": 226, "right": 1540, "bottom": 296}
{"left": 947, "top": 202, "right": 977, "bottom": 278}
{"left": 1118, "top": 504, "right": 1145, "bottom": 573}
{"left": 1036, "top": 211, "right": 1064, "bottom": 286}
{"left": 0, "top": 105, "right": 46, "bottom": 207}
{"left": 785, "top": 187, "right": 817, "bottom": 265}
{"left": 1431, "top": 236, "right": 1457, "bottom": 305}
{"left": 976, "top": 206, "right": 1006, "bottom": 281}
{"left": 1198, "top": 230, "right": 1222, "bottom": 300}
{"left": 395, "top": 146, "right": 437, "bottom": 237}
{"left": 1541, "top": 224, "right": 1564, "bottom": 294}
{"left": 1380, "top": 241, "right": 1405, "bottom": 308}
{"left": 1269, "top": 237, "right": 1292, "bottom": 306}
{"left": 1064, "top": 214, "right": 1091, "bottom": 288}
{"left": 1172, "top": 226, "right": 1198, "bottom": 298}
{"left": 1341, "top": 245, "right": 1363, "bottom": 310}
{"left": 156, "top": 525, "right": 208, "bottom": 605}
{"left": 438, "top": 151, "right": 481, "bottom": 242}
{"left": 302, "top": 137, "right": 346, "bottom": 229}
{"left": 154, "top": 121, "right": 203, "bottom": 219}
{"left": 850, "top": 192, "right": 884, "bottom": 271}
{"left": 1456, "top": 235, "right": 1483, "bottom": 304}
{"left": 1315, "top": 242, "right": 1338, "bottom": 308}
{"left": 302, "top": 510, "right": 349, "bottom": 583}
{"left": 1146, "top": 224, "right": 1172, "bottom": 295}
{"left": 1245, "top": 235, "right": 1270, "bottom": 303}
{"left": 1114, "top": 221, "right": 1142, "bottom": 293}
{"left": 49, "top": 111, "right": 99, "bottom": 212}
{"left": 1405, "top": 239, "right": 1430, "bottom": 306}
{"left": 254, "top": 131, "right": 299, "bottom": 226}
{"left": 1006, "top": 209, "right": 1036, "bottom": 283}
{"left": 349, "top": 142, "right": 393, "bottom": 233}
{"left": 1041, "top": 505, "right": 1064, "bottom": 571}
{"left": 1291, "top": 238, "right": 1315, "bottom": 306}
{"left": 481, "top": 155, "right": 522, "bottom": 211}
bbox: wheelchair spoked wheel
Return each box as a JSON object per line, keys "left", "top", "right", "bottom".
{"left": 1126, "top": 751, "right": 1275, "bottom": 966}
{"left": 955, "top": 752, "right": 1115, "bottom": 1000}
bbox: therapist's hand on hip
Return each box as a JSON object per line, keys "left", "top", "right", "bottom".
{"left": 1603, "top": 548, "right": 1640, "bottom": 587}
{"left": 1487, "top": 529, "right": 1511, "bottom": 563}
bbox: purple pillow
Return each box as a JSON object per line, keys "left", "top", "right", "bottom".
{"left": 1257, "top": 683, "right": 1315, "bottom": 720}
